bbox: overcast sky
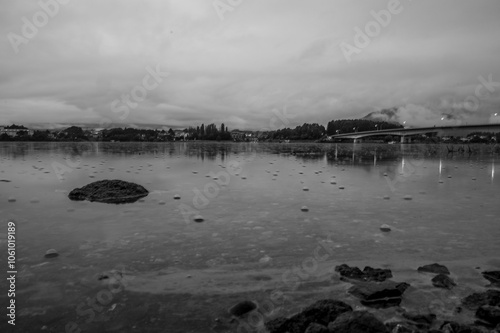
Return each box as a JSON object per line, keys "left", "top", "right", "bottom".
{"left": 1, "top": 0, "right": 500, "bottom": 130}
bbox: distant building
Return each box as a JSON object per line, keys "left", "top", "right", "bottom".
{"left": 0, "top": 126, "right": 34, "bottom": 137}
{"left": 230, "top": 130, "right": 246, "bottom": 141}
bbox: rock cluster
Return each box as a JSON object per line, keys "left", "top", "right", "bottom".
{"left": 68, "top": 179, "right": 149, "bottom": 204}
{"left": 262, "top": 263, "right": 500, "bottom": 333}
{"left": 335, "top": 264, "right": 393, "bottom": 282}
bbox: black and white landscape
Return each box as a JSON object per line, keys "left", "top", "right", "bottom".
{"left": 1, "top": 1, "right": 500, "bottom": 332}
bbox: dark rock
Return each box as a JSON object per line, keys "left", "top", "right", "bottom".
{"left": 335, "top": 264, "right": 393, "bottom": 282}
{"left": 402, "top": 311, "right": 437, "bottom": 327}
{"left": 481, "top": 271, "right": 500, "bottom": 286}
{"left": 68, "top": 179, "right": 148, "bottom": 204}
{"left": 380, "top": 224, "right": 392, "bottom": 232}
{"left": 385, "top": 322, "right": 418, "bottom": 333}
{"left": 265, "top": 317, "right": 288, "bottom": 333}
{"left": 44, "top": 249, "right": 58, "bottom": 258}
{"left": 432, "top": 274, "right": 457, "bottom": 289}
{"left": 193, "top": 215, "right": 204, "bottom": 223}
{"left": 327, "top": 311, "right": 388, "bottom": 333}
{"left": 228, "top": 300, "right": 257, "bottom": 317}
{"left": 440, "top": 321, "right": 489, "bottom": 333}
{"left": 476, "top": 305, "right": 500, "bottom": 326}
{"left": 265, "top": 299, "right": 352, "bottom": 333}
{"left": 417, "top": 263, "right": 450, "bottom": 275}
{"left": 348, "top": 281, "right": 410, "bottom": 309}
{"left": 304, "top": 322, "right": 329, "bottom": 333}
{"left": 462, "top": 290, "right": 500, "bottom": 311}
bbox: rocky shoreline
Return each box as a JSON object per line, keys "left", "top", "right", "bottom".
{"left": 230, "top": 263, "right": 500, "bottom": 333}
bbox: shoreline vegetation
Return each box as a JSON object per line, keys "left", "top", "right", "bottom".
{"left": 1, "top": 120, "right": 499, "bottom": 144}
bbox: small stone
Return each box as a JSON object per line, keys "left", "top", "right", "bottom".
{"left": 330, "top": 181, "right": 336, "bottom": 184}
{"left": 383, "top": 196, "right": 390, "bottom": 200}
{"left": 228, "top": 300, "right": 257, "bottom": 317}
{"left": 383, "top": 173, "right": 388, "bottom": 176}
{"left": 301, "top": 206, "right": 309, "bottom": 212}
{"left": 447, "top": 175, "right": 452, "bottom": 178}
{"left": 403, "top": 195, "right": 412, "bottom": 200}
{"left": 432, "top": 274, "right": 456, "bottom": 289}
{"left": 192, "top": 171, "right": 198, "bottom": 174}
{"left": 439, "top": 180, "right": 444, "bottom": 183}
{"left": 380, "top": 224, "right": 391, "bottom": 232}
{"left": 339, "top": 186, "right": 345, "bottom": 190}
{"left": 303, "top": 186, "right": 309, "bottom": 191}
{"left": 8, "top": 197, "right": 16, "bottom": 202}
{"left": 44, "top": 249, "right": 59, "bottom": 258}
{"left": 417, "top": 263, "right": 450, "bottom": 275}
{"left": 193, "top": 215, "right": 204, "bottom": 223}
{"left": 158, "top": 201, "right": 166, "bottom": 205}
{"left": 174, "top": 194, "right": 181, "bottom": 200}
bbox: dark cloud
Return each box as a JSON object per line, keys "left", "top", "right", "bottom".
{"left": 1, "top": 0, "right": 499, "bottom": 129}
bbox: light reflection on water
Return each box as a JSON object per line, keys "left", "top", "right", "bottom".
{"left": 0, "top": 142, "right": 499, "bottom": 331}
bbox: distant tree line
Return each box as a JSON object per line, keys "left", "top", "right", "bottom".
{"left": 326, "top": 119, "right": 403, "bottom": 135}
{"left": 271, "top": 123, "right": 326, "bottom": 140}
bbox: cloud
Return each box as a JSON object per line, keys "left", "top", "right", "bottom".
{"left": 1, "top": 0, "right": 500, "bottom": 129}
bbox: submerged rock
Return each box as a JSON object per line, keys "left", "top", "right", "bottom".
{"left": 432, "top": 274, "right": 456, "bottom": 289}
{"left": 304, "top": 323, "right": 329, "bottom": 333}
{"left": 417, "top": 263, "right": 450, "bottom": 275}
{"left": 228, "top": 300, "right": 257, "bottom": 317}
{"left": 335, "top": 264, "right": 393, "bottom": 282}
{"left": 265, "top": 299, "right": 352, "bottom": 333}
{"left": 348, "top": 281, "right": 410, "bottom": 308}
{"left": 462, "top": 290, "right": 500, "bottom": 310}
{"left": 380, "top": 224, "right": 392, "bottom": 232}
{"left": 328, "top": 311, "right": 388, "bottom": 333}
{"left": 193, "top": 215, "right": 204, "bottom": 223}
{"left": 476, "top": 305, "right": 500, "bottom": 327}
{"left": 68, "top": 179, "right": 148, "bottom": 204}
{"left": 44, "top": 249, "right": 58, "bottom": 258}
{"left": 482, "top": 271, "right": 500, "bottom": 286}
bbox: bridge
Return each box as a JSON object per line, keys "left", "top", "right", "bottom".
{"left": 328, "top": 123, "right": 500, "bottom": 143}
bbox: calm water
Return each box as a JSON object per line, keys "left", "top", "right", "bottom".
{"left": 1, "top": 142, "right": 499, "bottom": 332}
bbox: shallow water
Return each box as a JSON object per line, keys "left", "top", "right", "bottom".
{"left": 0, "top": 142, "right": 499, "bottom": 332}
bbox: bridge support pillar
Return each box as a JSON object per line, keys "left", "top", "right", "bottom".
{"left": 400, "top": 136, "right": 405, "bottom": 143}
{"left": 353, "top": 138, "right": 357, "bottom": 143}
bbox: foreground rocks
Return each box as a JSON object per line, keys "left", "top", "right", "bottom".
{"left": 265, "top": 299, "right": 352, "bottom": 333}
{"left": 68, "top": 179, "right": 149, "bottom": 203}
{"left": 432, "top": 274, "right": 456, "bottom": 289}
{"left": 228, "top": 300, "right": 257, "bottom": 317}
{"left": 417, "top": 263, "right": 450, "bottom": 275}
{"left": 264, "top": 297, "right": 498, "bottom": 333}
{"left": 462, "top": 290, "right": 500, "bottom": 328}
{"left": 335, "top": 264, "right": 393, "bottom": 282}
{"left": 348, "top": 281, "right": 411, "bottom": 308}
{"left": 327, "top": 311, "right": 388, "bottom": 333}
{"left": 482, "top": 271, "right": 500, "bottom": 287}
